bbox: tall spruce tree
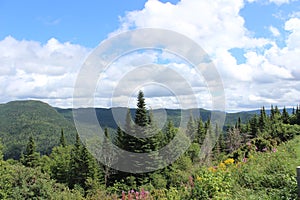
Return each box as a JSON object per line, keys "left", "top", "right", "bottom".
{"left": 22, "top": 136, "right": 40, "bottom": 168}
{"left": 0, "top": 138, "right": 3, "bottom": 161}
{"left": 250, "top": 114, "right": 259, "bottom": 137}
{"left": 259, "top": 106, "right": 268, "bottom": 134}
{"left": 69, "top": 133, "right": 98, "bottom": 190}
{"left": 196, "top": 118, "right": 205, "bottom": 145}
{"left": 282, "top": 106, "right": 290, "bottom": 124}
{"left": 60, "top": 128, "right": 66, "bottom": 147}
{"left": 135, "top": 90, "right": 148, "bottom": 127}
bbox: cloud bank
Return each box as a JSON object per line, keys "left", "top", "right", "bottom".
{"left": 1, "top": 0, "right": 300, "bottom": 111}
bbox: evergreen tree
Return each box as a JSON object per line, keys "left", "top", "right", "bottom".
{"left": 237, "top": 117, "right": 242, "bottom": 130}
{"left": 292, "top": 107, "right": 295, "bottom": 115}
{"left": 69, "top": 133, "right": 98, "bottom": 190}
{"left": 22, "top": 136, "right": 40, "bottom": 168}
{"left": 0, "top": 138, "right": 3, "bottom": 161}
{"left": 259, "top": 106, "right": 268, "bottom": 134}
{"left": 101, "top": 128, "right": 115, "bottom": 186}
{"left": 196, "top": 118, "right": 205, "bottom": 145}
{"left": 250, "top": 114, "right": 259, "bottom": 137}
{"left": 164, "top": 120, "right": 177, "bottom": 145}
{"left": 186, "top": 115, "right": 196, "bottom": 141}
{"left": 213, "top": 124, "right": 223, "bottom": 159}
{"left": 282, "top": 106, "right": 290, "bottom": 124}
{"left": 296, "top": 106, "right": 300, "bottom": 125}
{"left": 60, "top": 128, "right": 66, "bottom": 147}
{"left": 135, "top": 90, "right": 148, "bottom": 127}
{"left": 50, "top": 145, "right": 71, "bottom": 184}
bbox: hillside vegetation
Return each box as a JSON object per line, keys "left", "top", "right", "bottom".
{"left": 0, "top": 100, "right": 253, "bottom": 159}
{"left": 0, "top": 100, "right": 77, "bottom": 159}
{"left": 1, "top": 95, "right": 300, "bottom": 199}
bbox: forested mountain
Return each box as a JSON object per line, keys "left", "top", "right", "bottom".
{"left": 0, "top": 100, "right": 77, "bottom": 159}
{"left": 0, "top": 99, "right": 294, "bottom": 160}
{"left": 0, "top": 100, "right": 254, "bottom": 159}
{"left": 1, "top": 95, "right": 300, "bottom": 199}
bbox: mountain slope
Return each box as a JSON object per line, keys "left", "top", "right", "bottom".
{"left": 0, "top": 100, "right": 256, "bottom": 160}
{"left": 0, "top": 100, "right": 76, "bottom": 159}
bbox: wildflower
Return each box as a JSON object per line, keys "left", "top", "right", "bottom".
{"left": 272, "top": 148, "right": 277, "bottom": 153}
{"left": 122, "top": 191, "right": 125, "bottom": 200}
{"left": 242, "top": 157, "right": 247, "bottom": 163}
{"left": 208, "top": 166, "right": 217, "bottom": 172}
{"left": 224, "top": 158, "right": 235, "bottom": 165}
{"left": 219, "top": 162, "right": 226, "bottom": 170}
{"left": 196, "top": 176, "right": 202, "bottom": 181}
{"left": 262, "top": 147, "right": 267, "bottom": 152}
{"left": 135, "top": 191, "right": 139, "bottom": 200}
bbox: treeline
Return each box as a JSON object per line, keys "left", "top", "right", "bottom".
{"left": 1, "top": 91, "right": 300, "bottom": 199}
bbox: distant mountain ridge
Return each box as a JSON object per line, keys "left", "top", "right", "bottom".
{"left": 0, "top": 100, "right": 284, "bottom": 160}
{"left": 0, "top": 100, "right": 77, "bottom": 159}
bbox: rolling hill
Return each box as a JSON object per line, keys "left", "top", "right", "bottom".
{"left": 0, "top": 100, "right": 77, "bottom": 159}
{"left": 0, "top": 100, "right": 256, "bottom": 160}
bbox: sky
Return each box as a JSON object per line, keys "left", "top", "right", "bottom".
{"left": 0, "top": 0, "right": 300, "bottom": 112}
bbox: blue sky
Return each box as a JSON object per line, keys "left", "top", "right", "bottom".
{"left": 0, "top": 0, "right": 300, "bottom": 111}
{"left": 0, "top": 0, "right": 297, "bottom": 47}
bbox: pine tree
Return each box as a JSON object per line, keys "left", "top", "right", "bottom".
{"left": 259, "top": 106, "right": 268, "bottom": 135}
{"left": 135, "top": 90, "right": 148, "bottom": 127}
{"left": 60, "top": 128, "right": 66, "bottom": 147}
{"left": 22, "top": 136, "right": 40, "bottom": 168}
{"left": 69, "top": 133, "right": 98, "bottom": 190}
{"left": 0, "top": 138, "right": 3, "bottom": 161}
{"left": 164, "top": 120, "right": 176, "bottom": 145}
{"left": 196, "top": 118, "right": 205, "bottom": 145}
{"left": 50, "top": 145, "right": 71, "bottom": 184}
{"left": 237, "top": 117, "right": 242, "bottom": 130}
{"left": 101, "top": 128, "right": 115, "bottom": 186}
{"left": 250, "top": 114, "right": 259, "bottom": 137}
{"left": 186, "top": 115, "right": 196, "bottom": 140}
{"left": 282, "top": 106, "right": 290, "bottom": 124}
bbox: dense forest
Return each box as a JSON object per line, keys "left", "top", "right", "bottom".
{"left": 1, "top": 91, "right": 300, "bottom": 199}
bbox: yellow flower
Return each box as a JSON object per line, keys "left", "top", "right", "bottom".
{"left": 224, "top": 158, "right": 234, "bottom": 165}
{"left": 196, "top": 176, "right": 202, "bottom": 181}
{"left": 218, "top": 162, "right": 226, "bottom": 170}
{"left": 208, "top": 166, "right": 217, "bottom": 172}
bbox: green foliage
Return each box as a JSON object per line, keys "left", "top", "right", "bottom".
{"left": 231, "top": 139, "right": 299, "bottom": 199}
{"left": 0, "top": 161, "right": 83, "bottom": 199}
{"left": 0, "top": 100, "right": 76, "bottom": 159}
{"left": 69, "top": 134, "right": 99, "bottom": 190}
{"left": 191, "top": 170, "right": 233, "bottom": 199}
{"left": 60, "top": 128, "right": 67, "bottom": 147}
{"left": 0, "top": 139, "right": 3, "bottom": 161}
{"left": 21, "top": 136, "right": 40, "bottom": 168}
{"left": 135, "top": 90, "right": 148, "bottom": 127}
{"left": 49, "top": 145, "right": 72, "bottom": 184}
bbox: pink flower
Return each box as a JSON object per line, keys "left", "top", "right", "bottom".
{"left": 272, "top": 148, "right": 277, "bottom": 153}
{"left": 135, "top": 192, "right": 139, "bottom": 199}
{"left": 122, "top": 191, "right": 125, "bottom": 200}
{"left": 242, "top": 157, "right": 247, "bottom": 162}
